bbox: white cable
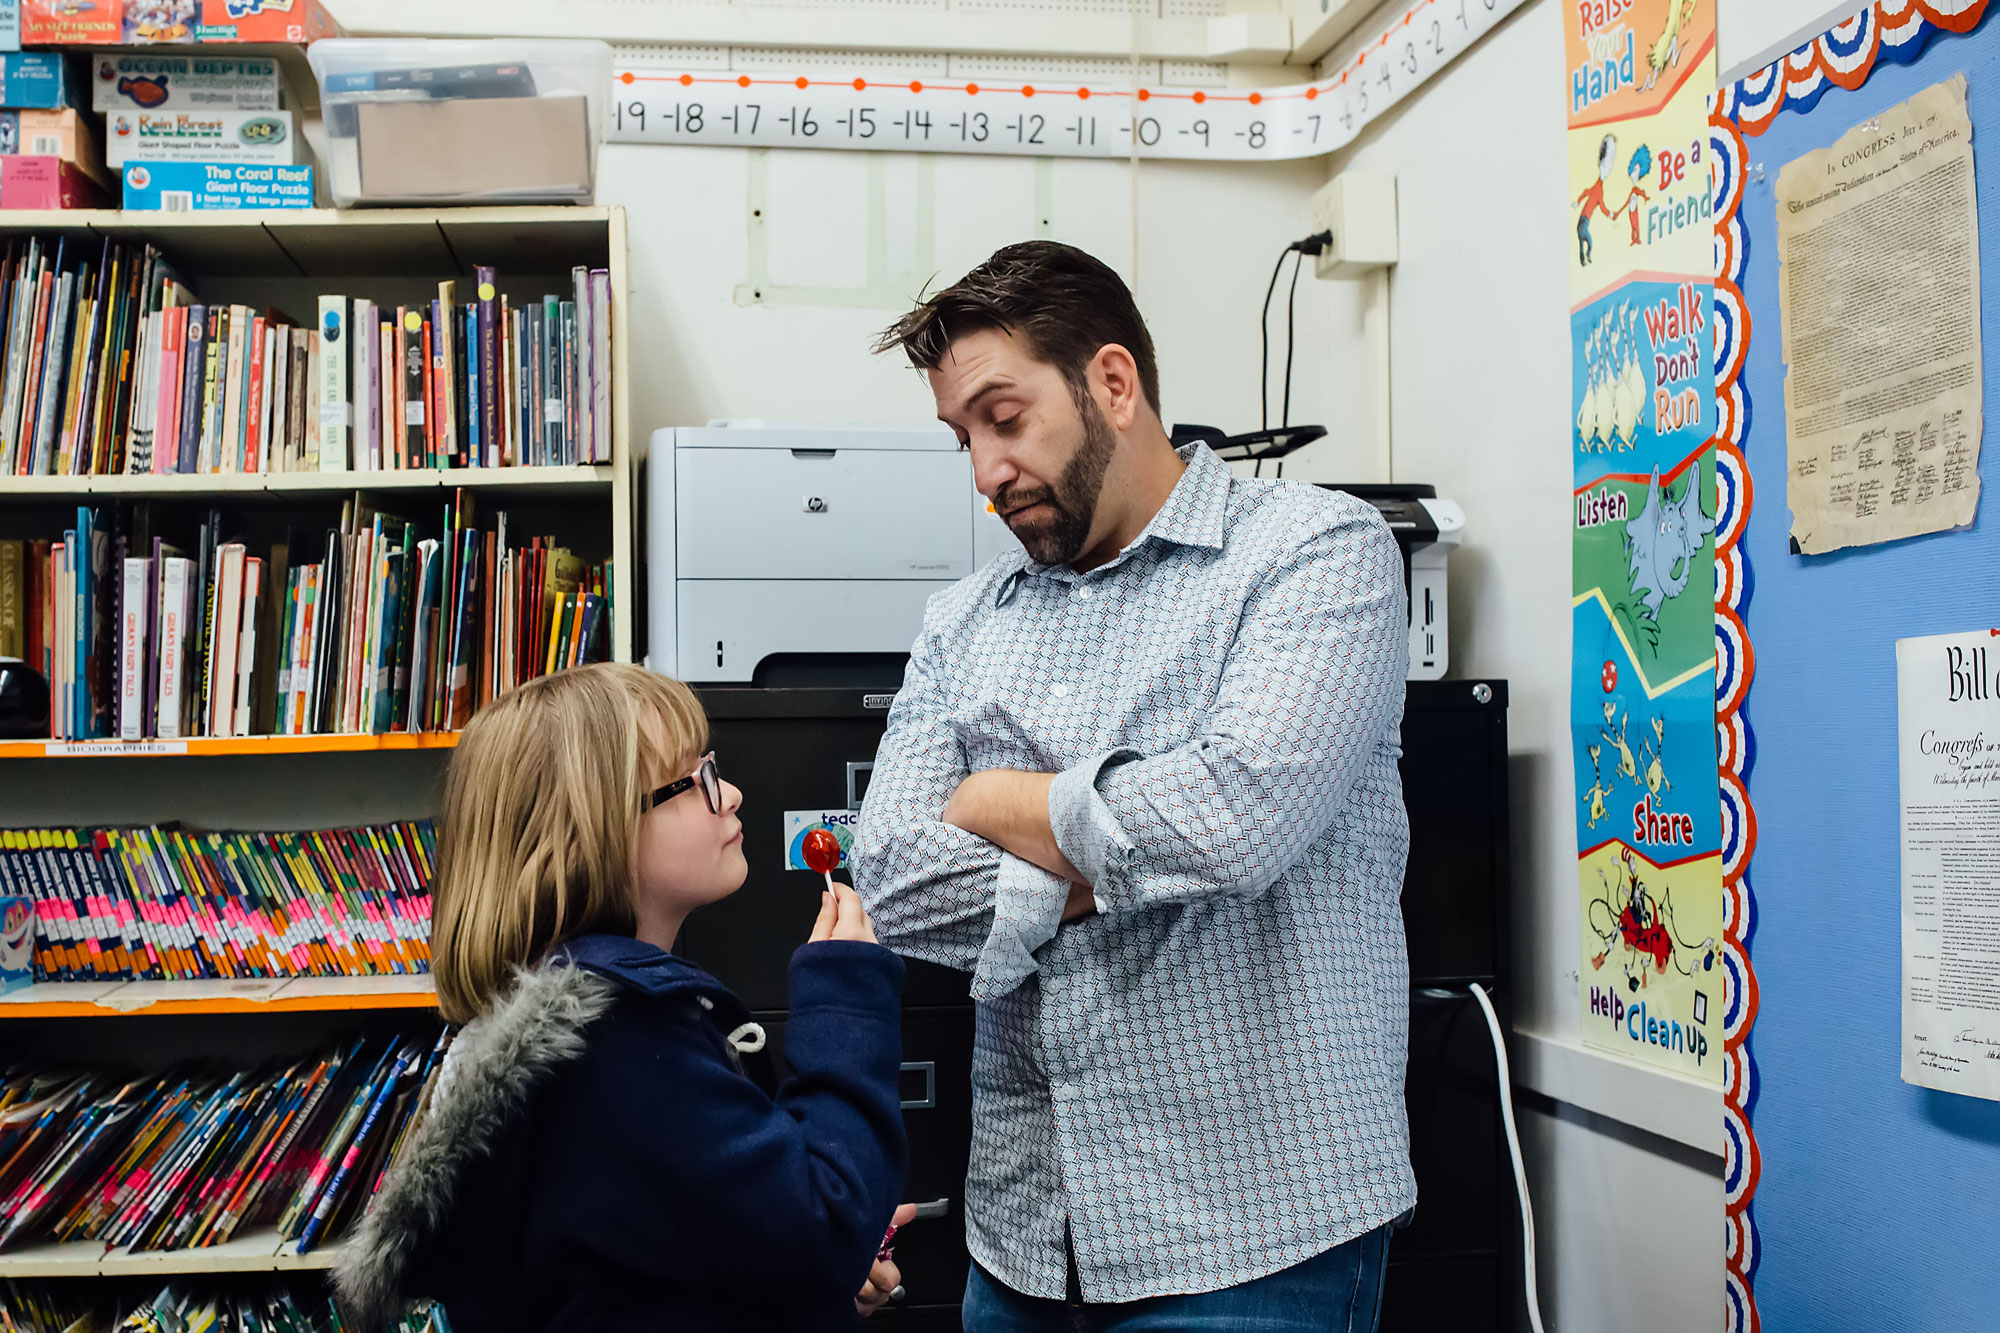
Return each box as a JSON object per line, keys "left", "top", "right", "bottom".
{"left": 1468, "top": 982, "right": 1548, "bottom": 1333}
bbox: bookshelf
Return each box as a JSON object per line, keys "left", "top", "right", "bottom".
{"left": 6, "top": 464, "right": 613, "bottom": 498}
{"left": 0, "top": 205, "right": 638, "bottom": 665}
{"left": 0, "top": 1230, "right": 340, "bottom": 1279}
{"left": 0, "top": 731, "right": 461, "bottom": 758}
{"left": 0, "top": 205, "right": 632, "bottom": 1282}
{"left": 0, "top": 975, "right": 436, "bottom": 1018}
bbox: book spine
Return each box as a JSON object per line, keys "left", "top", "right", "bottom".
{"left": 219, "top": 306, "right": 245, "bottom": 472}
{"left": 590, "top": 271, "right": 612, "bottom": 465}
{"left": 350, "top": 298, "right": 373, "bottom": 472}
{"left": 559, "top": 299, "right": 577, "bottom": 467}
{"left": 264, "top": 324, "right": 285, "bottom": 475}
{"left": 458, "top": 302, "right": 472, "bottom": 466}
{"left": 118, "top": 555, "right": 146, "bottom": 740}
{"left": 462, "top": 303, "right": 477, "bottom": 467}
{"left": 154, "top": 307, "right": 183, "bottom": 474}
{"left": 197, "top": 306, "right": 222, "bottom": 474}
{"left": 499, "top": 295, "right": 517, "bottom": 467}
{"left": 378, "top": 319, "right": 395, "bottom": 472}
{"left": 176, "top": 306, "right": 205, "bottom": 474}
{"left": 244, "top": 315, "right": 267, "bottom": 474}
{"left": 157, "top": 557, "right": 186, "bottom": 738}
{"left": 316, "top": 296, "right": 348, "bottom": 472}
{"left": 0, "top": 538, "right": 20, "bottom": 660}
{"left": 209, "top": 544, "right": 244, "bottom": 739}
{"left": 234, "top": 556, "right": 262, "bottom": 738}
{"left": 434, "top": 285, "right": 457, "bottom": 468}
{"left": 572, "top": 266, "right": 591, "bottom": 470}
{"left": 476, "top": 267, "right": 499, "bottom": 467}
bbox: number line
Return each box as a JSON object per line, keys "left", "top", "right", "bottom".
{"left": 613, "top": 0, "right": 1505, "bottom": 107}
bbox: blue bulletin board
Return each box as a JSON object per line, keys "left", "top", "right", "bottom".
{"left": 1717, "top": 4, "right": 2000, "bottom": 1329}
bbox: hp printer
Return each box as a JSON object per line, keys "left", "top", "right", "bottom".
{"left": 646, "top": 422, "right": 1464, "bottom": 683}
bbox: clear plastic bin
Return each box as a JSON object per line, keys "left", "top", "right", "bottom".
{"left": 307, "top": 39, "right": 611, "bottom": 208}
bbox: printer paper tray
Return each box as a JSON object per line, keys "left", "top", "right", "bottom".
{"left": 677, "top": 579, "right": 951, "bottom": 683}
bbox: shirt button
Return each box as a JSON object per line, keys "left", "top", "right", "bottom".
{"left": 1075, "top": 586, "right": 1092, "bottom": 599}
{"left": 1051, "top": 684, "right": 1070, "bottom": 698}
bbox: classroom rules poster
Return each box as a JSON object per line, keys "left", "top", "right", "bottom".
{"left": 1568, "top": 0, "right": 1725, "bottom": 1085}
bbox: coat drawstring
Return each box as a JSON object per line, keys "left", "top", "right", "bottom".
{"left": 697, "top": 995, "right": 768, "bottom": 1054}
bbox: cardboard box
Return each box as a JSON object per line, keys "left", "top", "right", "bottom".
{"left": 0, "top": 895, "right": 31, "bottom": 994}
{"left": 105, "top": 106, "right": 293, "bottom": 167}
{"left": 194, "top": 0, "right": 341, "bottom": 45}
{"left": 0, "top": 51, "right": 73, "bottom": 109}
{"left": 353, "top": 93, "right": 591, "bottom": 204}
{"left": 19, "top": 0, "right": 116, "bottom": 45}
{"left": 20, "top": 0, "right": 342, "bottom": 46}
{"left": 123, "top": 158, "right": 310, "bottom": 208}
{"left": 92, "top": 53, "right": 280, "bottom": 112}
{"left": 0, "top": 107, "right": 110, "bottom": 185}
{"left": 0, "top": 154, "right": 103, "bottom": 208}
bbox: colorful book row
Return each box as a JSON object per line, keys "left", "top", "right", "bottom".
{"left": 0, "top": 1030, "right": 446, "bottom": 1258}
{"left": 0, "top": 236, "right": 614, "bottom": 479}
{"left": 0, "top": 1281, "right": 451, "bottom": 1333}
{"left": 0, "top": 493, "right": 607, "bottom": 743}
{"left": 2, "top": 821, "right": 434, "bottom": 983}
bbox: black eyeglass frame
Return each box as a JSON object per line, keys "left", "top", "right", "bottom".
{"left": 646, "top": 753, "right": 722, "bottom": 815}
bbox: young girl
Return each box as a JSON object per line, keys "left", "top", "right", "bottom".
{"left": 334, "top": 664, "right": 910, "bottom": 1331}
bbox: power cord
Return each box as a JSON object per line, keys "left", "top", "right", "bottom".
{"left": 1258, "top": 230, "right": 1333, "bottom": 477}
{"left": 1469, "top": 982, "right": 1549, "bottom": 1333}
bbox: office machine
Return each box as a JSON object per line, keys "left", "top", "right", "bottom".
{"left": 646, "top": 423, "right": 1466, "bottom": 684}
{"left": 681, "top": 680, "right": 1511, "bottom": 1332}
{"left": 1319, "top": 483, "right": 1465, "bottom": 681}
{"left": 646, "top": 422, "right": 1015, "bottom": 685}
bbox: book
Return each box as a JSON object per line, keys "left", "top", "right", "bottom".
{"left": 399, "top": 307, "right": 423, "bottom": 469}
{"left": 155, "top": 555, "right": 188, "bottom": 738}
{"left": 476, "top": 266, "right": 499, "bottom": 468}
{"left": 0, "top": 536, "right": 20, "bottom": 658}
{"left": 174, "top": 304, "right": 204, "bottom": 474}
{"left": 434, "top": 283, "right": 456, "bottom": 468}
{"left": 590, "top": 270, "right": 612, "bottom": 465}
{"left": 117, "top": 554, "right": 146, "bottom": 739}
{"left": 350, "top": 297, "right": 373, "bottom": 472}
{"left": 207, "top": 542, "right": 244, "bottom": 738}
{"left": 572, "top": 265, "right": 591, "bottom": 468}
{"left": 316, "top": 295, "right": 347, "bottom": 472}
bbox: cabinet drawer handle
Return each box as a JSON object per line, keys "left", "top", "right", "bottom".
{"left": 790, "top": 448, "right": 837, "bottom": 458}
{"left": 899, "top": 1061, "right": 935, "bottom": 1110}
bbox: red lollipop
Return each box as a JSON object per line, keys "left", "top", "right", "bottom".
{"left": 803, "top": 828, "right": 843, "bottom": 890}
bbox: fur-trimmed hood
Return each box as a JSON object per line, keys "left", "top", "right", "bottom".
{"left": 332, "top": 938, "right": 755, "bottom": 1330}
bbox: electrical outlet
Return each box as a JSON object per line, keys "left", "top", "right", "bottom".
{"left": 1310, "top": 172, "right": 1399, "bottom": 278}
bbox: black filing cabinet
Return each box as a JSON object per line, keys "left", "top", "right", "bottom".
{"left": 687, "top": 681, "right": 1510, "bottom": 1329}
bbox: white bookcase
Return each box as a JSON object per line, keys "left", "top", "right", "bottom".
{"left": 0, "top": 204, "right": 637, "bottom": 1282}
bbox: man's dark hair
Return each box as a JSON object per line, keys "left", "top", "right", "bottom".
{"left": 875, "top": 241, "right": 1161, "bottom": 415}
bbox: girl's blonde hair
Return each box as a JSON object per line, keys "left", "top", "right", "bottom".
{"left": 431, "top": 663, "right": 708, "bottom": 1025}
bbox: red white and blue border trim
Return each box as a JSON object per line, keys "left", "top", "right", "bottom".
{"left": 1713, "top": 3, "right": 1992, "bottom": 1327}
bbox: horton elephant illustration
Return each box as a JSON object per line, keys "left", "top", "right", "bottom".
{"left": 1624, "top": 464, "right": 1715, "bottom": 619}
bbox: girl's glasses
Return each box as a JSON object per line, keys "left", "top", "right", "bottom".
{"left": 646, "top": 753, "right": 722, "bottom": 815}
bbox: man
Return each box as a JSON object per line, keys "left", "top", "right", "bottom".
{"left": 853, "top": 241, "right": 1413, "bottom": 1330}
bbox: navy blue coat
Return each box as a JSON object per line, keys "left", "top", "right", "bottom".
{"left": 392, "top": 935, "right": 908, "bottom": 1332}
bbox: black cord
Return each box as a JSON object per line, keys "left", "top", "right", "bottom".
{"left": 1282, "top": 248, "right": 1305, "bottom": 430}
{"left": 1259, "top": 246, "right": 1289, "bottom": 433}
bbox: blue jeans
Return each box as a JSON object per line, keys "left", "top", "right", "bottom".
{"left": 962, "top": 1225, "right": 1393, "bottom": 1332}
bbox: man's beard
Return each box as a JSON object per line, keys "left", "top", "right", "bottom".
{"left": 995, "top": 392, "right": 1117, "bottom": 567}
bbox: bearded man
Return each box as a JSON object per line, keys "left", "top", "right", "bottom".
{"left": 854, "top": 241, "right": 1414, "bottom": 1332}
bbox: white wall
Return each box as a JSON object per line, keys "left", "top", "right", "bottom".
{"left": 1717, "top": 0, "right": 1869, "bottom": 82}
{"left": 1326, "top": 1, "right": 1723, "bottom": 1328}
{"left": 598, "top": 141, "right": 1375, "bottom": 464}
